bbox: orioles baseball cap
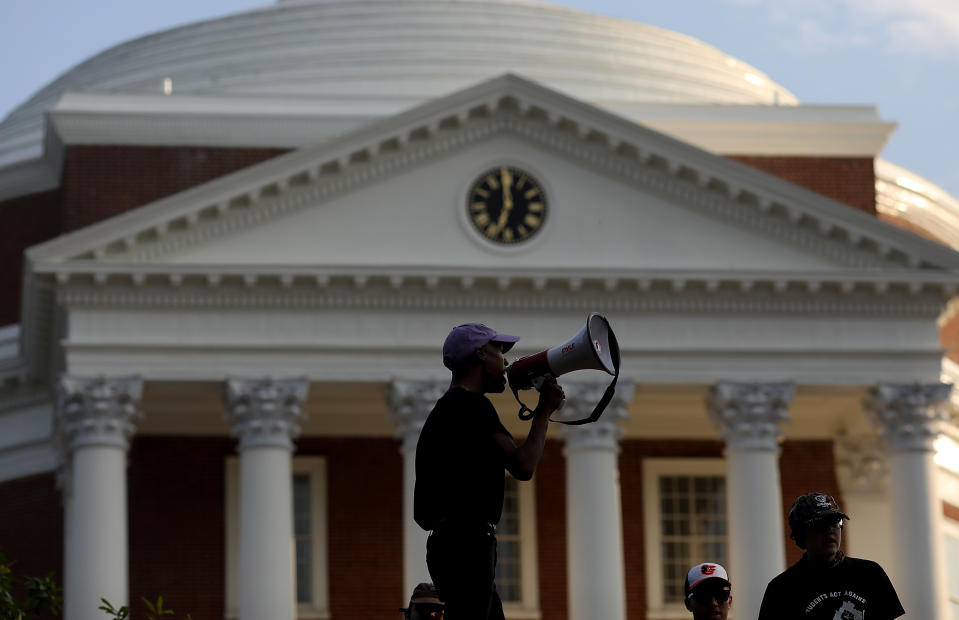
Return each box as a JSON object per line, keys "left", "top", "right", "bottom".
{"left": 684, "top": 563, "right": 731, "bottom": 596}
{"left": 442, "top": 323, "right": 519, "bottom": 370}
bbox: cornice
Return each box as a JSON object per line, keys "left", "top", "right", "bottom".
{"left": 38, "top": 266, "right": 953, "bottom": 316}
{"left": 26, "top": 75, "right": 959, "bottom": 273}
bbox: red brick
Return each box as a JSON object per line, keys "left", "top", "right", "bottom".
{"left": 730, "top": 156, "right": 876, "bottom": 214}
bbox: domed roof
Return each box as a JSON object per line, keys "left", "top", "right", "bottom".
{"left": 0, "top": 0, "right": 797, "bottom": 167}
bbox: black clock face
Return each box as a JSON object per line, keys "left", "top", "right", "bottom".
{"left": 467, "top": 166, "right": 547, "bottom": 245}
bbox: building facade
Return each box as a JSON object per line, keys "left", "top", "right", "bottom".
{"left": 3, "top": 2, "right": 959, "bottom": 620}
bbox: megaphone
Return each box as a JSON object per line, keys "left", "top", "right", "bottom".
{"left": 507, "top": 312, "right": 620, "bottom": 425}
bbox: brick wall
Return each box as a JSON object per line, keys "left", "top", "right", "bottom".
{"left": 0, "top": 146, "right": 287, "bottom": 325}
{"left": 534, "top": 440, "right": 568, "bottom": 620}
{"left": 0, "top": 189, "right": 61, "bottom": 326}
{"left": 0, "top": 472, "right": 62, "bottom": 620}
{"left": 128, "top": 437, "right": 235, "bottom": 620}
{"left": 59, "top": 146, "right": 288, "bottom": 233}
{"left": 295, "top": 437, "right": 404, "bottom": 620}
{"left": 730, "top": 156, "right": 876, "bottom": 215}
{"left": 777, "top": 441, "right": 843, "bottom": 565}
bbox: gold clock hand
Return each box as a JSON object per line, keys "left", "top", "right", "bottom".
{"left": 496, "top": 168, "right": 514, "bottom": 234}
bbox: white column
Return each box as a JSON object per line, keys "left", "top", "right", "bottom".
{"left": 708, "top": 381, "right": 793, "bottom": 620}
{"left": 834, "top": 430, "right": 895, "bottom": 582}
{"left": 57, "top": 375, "right": 142, "bottom": 620}
{"left": 389, "top": 379, "right": 447, "bottom": 601}
{"left": 225, "top": 377, "right": 309, "bottom": 620}
{"left": 557, "top": 381, "right": 633, "bottom": 620}
{"left": 865, "top": 382, "right": 951, "bottom": 620}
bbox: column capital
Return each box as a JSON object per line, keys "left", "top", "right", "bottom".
{"left": 864, "top": 382, "right": 952, "bottom": 451}
{"left": 57, "top": 375, "right": 143, "bottom": 452}
{"left": 708, "top": 381, "right": 794, "bottom": 451}
{"left": 224, "top": 377, "right": 309, "bottom": 451}
{"left": 389, "top": 379, "right": 447, "bottom": 447}
{"left": 835, "top": 430, "right": 889, "bottom": 495}
{"left": 558, "top": 381, "right": 633, "bottom": 452}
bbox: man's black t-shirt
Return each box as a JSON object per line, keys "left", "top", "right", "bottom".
{"left": 414, "top": 386, "right": 511, "bottom": 531}
{"left": 758, "top": 553, "right": 904, "bottom": 620}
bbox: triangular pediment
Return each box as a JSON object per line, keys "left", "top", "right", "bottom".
{"left": 27, "top": 74, "right": 959, "bottom": 283}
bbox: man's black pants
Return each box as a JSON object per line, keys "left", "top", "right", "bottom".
{"left": 426, "top": 522, "right": 505, "bottom": 620}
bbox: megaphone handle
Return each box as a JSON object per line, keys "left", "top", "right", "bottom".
{"left": 514, "top": 386, "right": 537, "bottom": 421}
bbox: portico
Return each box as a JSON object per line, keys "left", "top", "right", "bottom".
{"left": 14, "top": 75, "right": 959, "bottom": 620}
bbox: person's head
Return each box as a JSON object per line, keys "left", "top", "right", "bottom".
{"left": 788, "top": 492, "right": 849, "bottom": 564}
{"left": 683, "top": 563, "right": 732, "bottom": 620}
{"left": 399, "top": 582, "right": 444, "bottom": 620}
{"left": 442, "top": 323, "right": 519, "bottom": 393}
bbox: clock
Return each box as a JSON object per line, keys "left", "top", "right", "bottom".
{"left": 466, "top": 166, "right": 547, "bottom": 244}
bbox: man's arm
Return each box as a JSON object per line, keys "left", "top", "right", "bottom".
{"left": 494, "top": 380, "right": 564, "bottom": 481}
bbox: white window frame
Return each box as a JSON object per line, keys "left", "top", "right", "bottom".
{"left": 225, "top": 457, "right": 330, "bottom": 619}
{"left": 500, "top": 475, "right": 541, "bottom": 620}
{"left": 943, "top": 515, "right": 959, "bottom": 617}
{"left": 642, "top": 458, "right": 728, "bottom": 620}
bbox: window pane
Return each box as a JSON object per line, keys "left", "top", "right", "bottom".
{"left": 293, "top": 473, "right": 312, "bottom": 604}
{"left": 495, "top": 476, "right": 522, "bottom": 603}
{"left": 658, "top": 474, "right": 727, "bottom": 605}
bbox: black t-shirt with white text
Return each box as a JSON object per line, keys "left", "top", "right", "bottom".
{"left": 413, "top": 386, "right": 512, "bottom": 531}
{"left": 758, "top": 553, "right": 904, "bottom": 620}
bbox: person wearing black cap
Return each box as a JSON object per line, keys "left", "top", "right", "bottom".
{"left": 684, "top": 562, "right": 733, "bottom": 620}
{"left": 758, "top": 492, "right": 904, "bottom": 619}
{"left": 399, "top": 582, "right": 444, "bottom": 620}
{"left": 414, "top": 323, "right": 564, "bottom": 620}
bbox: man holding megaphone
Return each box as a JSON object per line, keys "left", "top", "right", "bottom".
{"left": 414, "top": 323, "right": 564, "bottom": 620}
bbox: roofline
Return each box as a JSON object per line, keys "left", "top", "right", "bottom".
{"left": 0, "top": 86, "right": 895, "bottom": 202}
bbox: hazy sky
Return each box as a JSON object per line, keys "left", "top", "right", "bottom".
{"left": 2, "top": 0, "right": 957, "bottom": 198}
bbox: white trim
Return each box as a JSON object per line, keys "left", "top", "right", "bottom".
{"left": 642, "top": 458, "right": 728, "bottom": 620}
{"left": 225, "top": 456, "right": 330, "bottom": 619}
{"left": 501, "top": 475, "right": 541, "bottom": 619}
{"left": 941, "top": 517, "right": 959, "bottom": 612}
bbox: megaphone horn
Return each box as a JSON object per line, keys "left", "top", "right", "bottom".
{"left": 507, "top": 312, "right": 620, "bottom": 425}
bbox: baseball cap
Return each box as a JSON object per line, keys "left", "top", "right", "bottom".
{"left": 442, "top": 323, "right": 519, "bottom": 370}
{"left": 684, "top": 563, "right": 731, "bottom": 596}
{"left": 399, "top": 582, "right": 444, "bottom": 612}
{"left": 788, "top": 493, "right": 851, "bottom": 531}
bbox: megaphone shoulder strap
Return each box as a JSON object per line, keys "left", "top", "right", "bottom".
{"left": 513, "top": 327, "right": 621, "bottom": 426}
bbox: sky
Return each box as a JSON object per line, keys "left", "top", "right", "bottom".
{"left": 2, "top": 0, "right": 957, "bottom": 199}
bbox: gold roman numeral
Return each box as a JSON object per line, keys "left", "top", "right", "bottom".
{"left": 485, "top": 175, "right": 499, "bottom": 190}
{"left": 524, "top": 214, "right": 541, "bottom": 228}
{"left": 474, "top": 188, "right": 489, "bottom": 199}
{"left": 473, "top": 212, "right": 490, "bottom": 227}
{"left": 524, "top": 188, "right": 541, "bottom": 199}
{"left": 528, "top": 202, "right": 544, "bottom": 212}
{"left": 502, "top": 228, "right": 514, "bottom": 242}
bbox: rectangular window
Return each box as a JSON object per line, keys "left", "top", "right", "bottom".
{"left": 226, "top": 457, "right": 329, "bottom": 619}
{"left": 944, "top": 529, "right": 959, "bottom": 619}
{"left": 643, "top": 459, "right": 728, "bottom": 618}
{"left": 496, "top": 474, "right": 541, "bottom": 619}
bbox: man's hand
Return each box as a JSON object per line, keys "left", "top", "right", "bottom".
{"left": 535, "top": 378, "right": 564, "bottom": 416}
{"left": 495, "top": 379, "right": 562, "bottom": 481}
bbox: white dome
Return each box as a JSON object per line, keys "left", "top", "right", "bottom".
{"left": 0, "top": 0, "right": 797, "bottom": 167}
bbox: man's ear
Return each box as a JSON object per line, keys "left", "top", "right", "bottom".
{"left": 727, "top": 593, "right": 733, "bottom": 608}
{"left": 684, "top": 598, "right": 695, "bottom": 612}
